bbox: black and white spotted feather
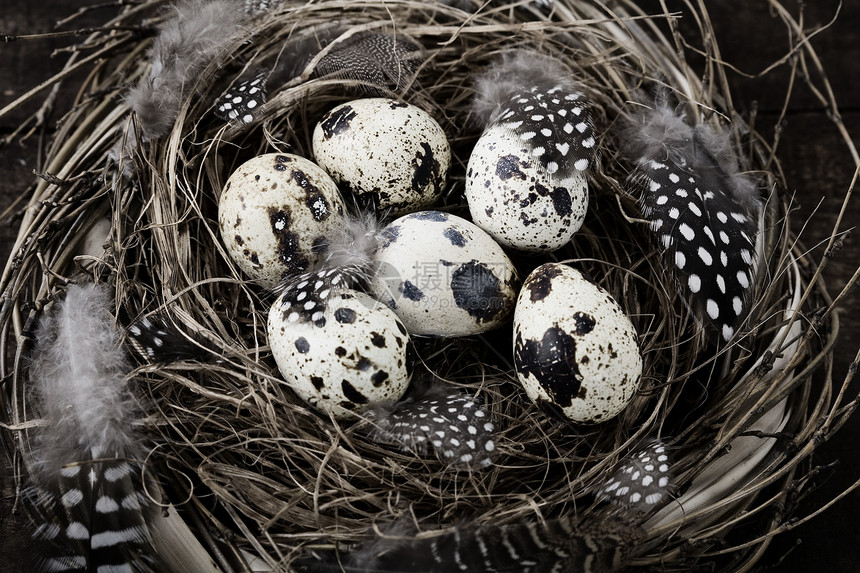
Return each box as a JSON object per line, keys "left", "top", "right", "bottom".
{"left": 369, "top": 384, "right": 497, "bottom": 469}
{"left": 295, "top": 514, "right": 644, "bottom": 573}
{"left": 273, "top": 211, "right": 381, "bottom": 328}
{"left": 28, "top": 283, "right": 156, "bottom": 572}
{"left": 215, "top": 70, "right": 267, "bottom": 125}
{"left": 216, "top": 31, "right": 422, "bottom": 125}
{"left": 595, "top": 440, "right": 673, "bottom": 511}
{"left": 623, "top": 100, "right": 761, "bottom": 341}
{"left": 126, "top": 314, "right": 222, "bottom": 364}
{"left": 213, "top": 25, "right": 339, "bottom": 125}
{"left": 473, "top": 50, "right": 597, "bottom": 178}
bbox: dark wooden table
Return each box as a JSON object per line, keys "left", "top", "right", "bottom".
{"left": 2, "top": 1, "right": 859, "bottom": 571}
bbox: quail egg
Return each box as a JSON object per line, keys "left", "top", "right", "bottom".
{"left": 513, "top": 263, "right": 642, "bottom": 424}
{"left": 219, "top": 153, "right": 346, "bottom": 288}
{"left": 369, "top": 211, "right": 519, "bottom": 337}
{"left": 312, "top": 98, "right": 450, "bottom": 215}
{"left": 268, "top": 288, "right": 413, "bottom": 419}
{"left": 466, "top": 123, "right": 589, "bottom": 252}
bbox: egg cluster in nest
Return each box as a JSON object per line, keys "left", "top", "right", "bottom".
{"left": 2, "top": 1, "right": 857, "bottom": 572}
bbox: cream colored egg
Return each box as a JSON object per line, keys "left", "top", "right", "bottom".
{"left": 267, "top": 288, "right": 413, "bottom": 419}
{"left": 465, "top": 124, "right": 589, "bottom": 251}
{"left": 312, "top": 98, "right": 450, "bottom": 215}
{"left": 513, "top": 263, "right": 642, "bottom": 424}
{"left": 369, "top": 211, "right": 519, "bottom": 337}
{"left": 219, "top": 153, "right": 346, "bottom": 288}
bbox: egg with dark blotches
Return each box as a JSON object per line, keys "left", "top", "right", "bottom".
{"left": 268, "top": 288, "right": 413, "bottom": 420}
{"left": 465, "top": 123, "right": 589, "bottom": 252}
{"left": 312, "top": 98, "right": 450, "bottom": 215}
{"left": 218, "top": 153, "right": 346, "bottom": 288}
{"left": 369, "top": 211, "right": 519, "bottom": 337}
{"left": 513, "top": 263, "right": 642, "bottom": 424}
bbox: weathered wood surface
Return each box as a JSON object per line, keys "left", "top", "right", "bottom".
{"left": 2, "top": 0, "right": 858, "bottom": 570}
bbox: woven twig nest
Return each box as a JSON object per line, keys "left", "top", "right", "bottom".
{"left": 2, "top": 1, "right": 859, "bottom": 572}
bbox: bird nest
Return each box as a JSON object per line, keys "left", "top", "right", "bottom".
{"left": 2, "top": 1, "right": 859, "bottom": 572}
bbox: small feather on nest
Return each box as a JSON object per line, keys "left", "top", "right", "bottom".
{"left": 367, "top": 380, "right": 498, "bottom": 470}
{"left": 126, "top": 314, "right": 223, "bottom": 365}
{"left": 127, "top": 0, "right": 251, "bottom": 139}
{"left": 620, "top": 96, "right": 760, "bottom": 213}
{"left": 215, "top": 29, "right": 423, "bottom": 126}
{"left": 28, "top": 283, "right": 156, "bottom": 571}
{"left": 294, "top": 512, "right": 644, "bottom": 572}
{"left": 594, "top": 439, "right": 674, "bottom": 511}
{"left": 30, "top": 284, "right": 139, "bottom": 470}
{"left": 471, "top": 49, "right": 579, "bottom": 126}
{"left": 272, "top": 209, "right": 382, "bottom": 328}
{"left": 470, "top": 49, "right": 598, "bottom": 177}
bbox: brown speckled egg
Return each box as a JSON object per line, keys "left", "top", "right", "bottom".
{"left": 268, "top": 288, "right": 413, "bottom": 420}
{"left": 312, "top": 98, "right": 450, "bottom": 215}
{"left": 218, "top": 153, "right": 346, "bottom": 288}
{"left": 369, "top": 211, "right": 519, "bottom": 337}
{"left": 513, "top": 263, "right": 642, "bottom": 424}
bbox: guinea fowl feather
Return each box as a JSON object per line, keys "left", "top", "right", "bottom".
{"left": 272, "top": 209, "right": 382, "bottom": 328}
{"left": 295, "top": 514, "right": 644, "bottom": 573}
{"left": 29, "top": 283, "right": 155, "bottom": 572}
{"left": 594, "top": 440, "right": 674, "bottom": 511}
{"left": 470, "top": 49, "right": 597, "bottom": 178}
{"left": 126, "top": 314, "right": 223, "bottom": 365}
{"left": 216, "top": 30, "right": 423, "bottom": 125}
{"left": 621, "top": 98, "right": 762, "bottom": 340}
{"left": 368, "top": 381, "right": 497, "bottom": 470}
{"left": 621, "top": 99, "right": 760, "bottom": 212}
{"left": 471, "top": 49, "right": 578, "bottom": 127}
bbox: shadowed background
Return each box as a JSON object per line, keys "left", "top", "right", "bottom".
{"left": 2, "top": 1, "right": 858, "bottom": 570}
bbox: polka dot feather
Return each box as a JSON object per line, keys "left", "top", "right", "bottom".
{"left": 630, "top": 158, "right": 757, "bottom": 340}
{"left": 273, "top": 267, "right": 357, "bottom": 328}
{"left": 215, "top": 71, "right": 267, "bottom": 125}
{"left": 595, "top": 440, "right": 673, "bottom": 511}
{"left": 623, "top": 100, "right": 761, "bottom": 341}
{"left": 473, "top": 50, "right": 597, "bottom": 180}
{"left": 370, "top": 386, "right": 497, "bottom": 470}
{"left": 214, "top": 32, "right": 422, "bottom": 126}
{"left": 273, "top": 210, "right": 381, "bottom": 327}
{"left": 492, "top": 85, "right": 595, "bottom": 178}
{"left": 127, "top": 315, "right": 221, "bottom": 364}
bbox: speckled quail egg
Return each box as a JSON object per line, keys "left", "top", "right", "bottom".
{"left": 369, "top": 211, "right": 519, "bottom": 337}
{"left": 465, "top": 124, "right": 589, "bottom": 252}
{"left": 268, "top": 288, "right": 413, "bottom": 419}
{"left": 219, "top": 153, "right": 346, "bottom": 289}
{"left": 312, "top": 98, "right": 450, "bottom": 215}
{"left": 513, "top": 263, "right": 642, "bottom": 424}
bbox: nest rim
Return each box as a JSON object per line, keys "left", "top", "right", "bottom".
{"left": 1, "top": 1, "right": 858, "bottom": 571}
